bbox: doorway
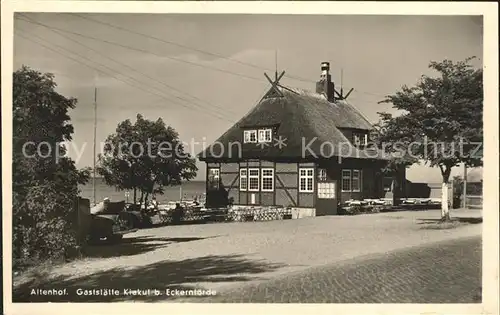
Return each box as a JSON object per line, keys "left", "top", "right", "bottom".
{"left": 316, "top": 168, "right": 338, "bottom": 216}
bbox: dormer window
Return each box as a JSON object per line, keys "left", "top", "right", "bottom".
{"left": 258, "top": 128, "right": 272, "bottom": 143}
{"left": 352, "top": 132, "right": 368, "bottom": 146}
{"left": 244, "top": 128, "right": 273, "bottom": 143}
{"left": 244, "top": 130, "right": 257, "bottom": 143}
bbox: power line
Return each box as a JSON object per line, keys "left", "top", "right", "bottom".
{"left": 18, "top": 14, "right": 392, "bottom": 98}
{"left": 17, "top": 14, "right": 393, "bottom": 103}
{"left": 17, "top": 14, "right": 240, "bottom": 118}
{"left": 33, "top": 69, "right": 210, "bottom": 113}
{"left": 70, "top": 13, "right": 269, "bottom": 71}
{"left": 16, "top": 14, "right": 266, "bottom": 83}
{"left": 356, "top": 90, "right": 388, "bottom": 98}
{"left": 349, "top": 91, "right": 388, "bottom": 100}
{"left": 69, "top": 13, "right": 317, "bottom": 84}
{"left": 15, "top": 30, "right": 234, "bottom": 123}
{"left": 15, "top": 17, "right": 237, "bottom": 120}
{"left": 16, "top": 29, "right": 236, "bottom": 122}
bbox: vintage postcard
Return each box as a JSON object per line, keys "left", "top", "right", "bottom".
{"left": 1, "top": 1, "right": 498, "bottom": 315}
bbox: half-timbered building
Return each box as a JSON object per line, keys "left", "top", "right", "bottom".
{"left": 198, "top": 61, "right": 406, "bottom": 216}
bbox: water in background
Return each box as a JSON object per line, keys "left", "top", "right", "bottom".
{"left": 79, "top": 178, "right": 206, "bottom": 204}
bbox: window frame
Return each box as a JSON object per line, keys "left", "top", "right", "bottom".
{"left": 341, "top": 169, "right": 352, "bottom": 192}
{"left": 317, "top": 181, "right": 336, "bottom": 199}
{"left": 342, "top": 169, "right": 363, "bottom": 192}
{"left": 352, "top": 170, "right": 362, "bottom": 192}
{"left": 239, "top": 168, "right": 248, "bottom": 191}
{"left": 243, "top": 130, "right": 257, "bottom": 143}
{"left": 207, "top": 168, "right": 220, "bottom": 191}
{"left": 299, "top": 168, "right": 315, "bottom": 193}
{"left": 248, "top": 168, "right": 260, "bottom": 192}
{"left": 352, "top": 132, "right": 368, "bottom": 146}
{"left": 261, "top": 168, "right": 275, "bottom": 192}
{"left": 258, "top": 128, "right": 273, "bottom": 143}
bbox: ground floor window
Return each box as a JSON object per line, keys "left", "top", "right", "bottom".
{"left": 342, "top": 169, "right": 362, "bottom": 192}
{"left": 352, "top": 170, "right": 361, "bottom": 192}
{"left": 261, "top": 168, "right": 274, "bottom": 191}
{"left": 239, "top": 167, "right": 275, "bottom": 192}
{"left": 341, "top": 170, "right": 351, "bottom": 191}
{"left": 208, "top": 168, "right": 220, "bottom": 190}
{"left": 240, "top": 169, "right": 248, "bottom": 191}
{"left": 299, "top": 168, "right": 314, "bottom": 192}
{"left": 318, "top": 182, "right": 336, "bottom": 199}
{"left": 248, "top": 168, "right": 260, "bottom": 191}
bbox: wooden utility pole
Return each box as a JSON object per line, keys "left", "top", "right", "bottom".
{"left": 462, "top": 163, "right": 467, "bottom": 208}
{"left": 92, "top": 80, "right": 97, "bottom": 206}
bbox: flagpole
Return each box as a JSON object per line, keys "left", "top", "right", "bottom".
{"left": 92, "top": 76, "right": 97, "bottom": 206}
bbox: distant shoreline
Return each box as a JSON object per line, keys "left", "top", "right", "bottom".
{"left": 79, "top": 179, "right": 206, "bottom": 203}
{"left": 84, "top": 178, "right": 205, "bottom": 183}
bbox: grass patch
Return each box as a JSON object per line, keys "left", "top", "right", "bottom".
{"left": 13, "top": 260, "right": 57, "bottom": 287}
{"left": 420, "top": 220, "right": 464, "bottom": 230}
{"left": 417, "top": 217, "right": 482, "bottom": 230}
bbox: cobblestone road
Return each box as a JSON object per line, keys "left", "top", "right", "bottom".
{"left": 190, "top": 236, "right": 482, "bottom": 303}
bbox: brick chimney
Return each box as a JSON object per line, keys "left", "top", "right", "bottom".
{"left": 315, "top": 62, "right": 335, "bottom": 102}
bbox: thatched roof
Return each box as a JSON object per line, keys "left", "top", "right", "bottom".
{"left": 198, "top": 85, "right": 390, "bottom": 161}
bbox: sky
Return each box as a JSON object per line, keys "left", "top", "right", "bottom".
{"left": 13, "top": 13, "right": 484, "bottom": 182}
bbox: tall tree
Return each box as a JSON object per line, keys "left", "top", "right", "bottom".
{"left": 97, "top": 114, "right": 197, "bottom": 208}
{"left": 13, "top": 66, "right": 90, "bottom": 267}
{"left": 375, "top": 57, "right": 483, "bottom": 220}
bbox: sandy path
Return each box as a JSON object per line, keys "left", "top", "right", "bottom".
{"left": 21, "top": 209, "right": 481, "bottom": 295}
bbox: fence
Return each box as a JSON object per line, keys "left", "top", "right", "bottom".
{"left": 464, "top": 182, "right": 482, "bottom": 208}
{"left": 456, "top": 181, "right": 483, "bottom": 209}
{"left": 465, "top": 195, "right": 483, "bottom": 209}
{"left": 228, "top": 206, "right": 293, "bottom": 222}
{"left": 156, "top": 206, "right": 293, "bottom": 225}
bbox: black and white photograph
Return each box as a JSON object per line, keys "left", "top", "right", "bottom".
{"left": 1, "top": 1, "right": 498, "bottom": 313}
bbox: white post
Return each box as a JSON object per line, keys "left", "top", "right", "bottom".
{"left": 441, "top": 181, "right": 450, "bottom": 219}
